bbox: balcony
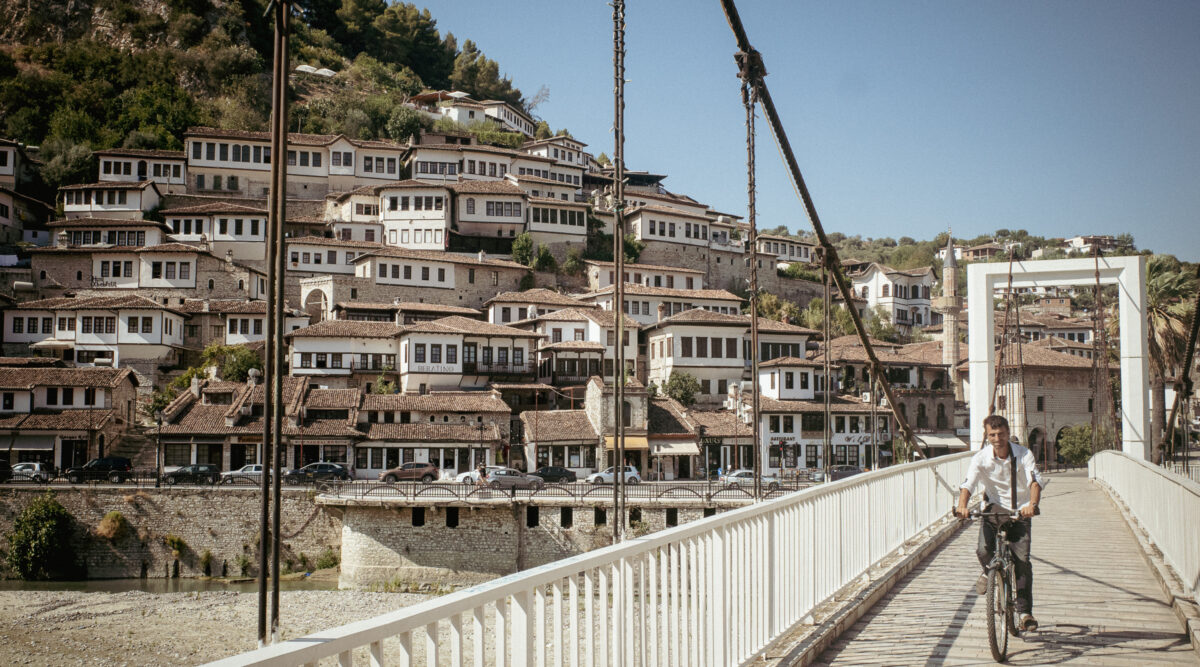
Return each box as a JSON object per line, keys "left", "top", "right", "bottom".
{"left": 462, "top": 362, "right": 534, "bottom": 376}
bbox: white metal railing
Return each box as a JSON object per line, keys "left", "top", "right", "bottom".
{"left": 210, "top": 452, "right": 972, "bottom": 666}
{"left": 1091, "top": 450, "right": 1200, "bottom": 600}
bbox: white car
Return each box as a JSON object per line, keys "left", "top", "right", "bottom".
{"left": 221, "top": 464, "right": 266, "bottom": 484}
{"left": 586, "top": 466, "right": 641, "bottom": 485}
{"left": 720, "top": 468, "right": 781, "bottom": 491}
{"left": 10, "top": 462, "right": 54, "bottom": 483}
{"left": 455, "top": 466, "right": 504, "bottom": 485}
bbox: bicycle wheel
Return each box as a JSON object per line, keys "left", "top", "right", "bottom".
{"left": 1007, "top": 565, "right": 1021, "bottom": 637}
{"left": 986, "top": 567, "right": 1009, "bottom": 662}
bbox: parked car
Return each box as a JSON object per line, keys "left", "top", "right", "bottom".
{"left": 221, "top": 464, "right": 266, "bottom": 484}
{"left": 486, "top": 468, "right": 545, "bottom": 490}
{"left": 829, "top": 465, "right": 865, "bottom": 481}
{"left": 379, "top": 462, "right": 440, "bottom": 483}
{"left": 454, "top": 466, "right": 504, "bottom": 485}
{"left": 585, "top": 466, "right": 641, "bottom": 485}
{"left": 283, "top": 462, "right": 351, "bottom": 485}
{"left": 164, "top": 464, "right": 221, "bottom": 485}
{"left": 531, "top": 466, "right": 577, "bottom": 483}
{"left": 65, "top": 457, "right": 133, "bottom": 484}
{"left": 10, "top": 462, "right": 54, "bottom": 483}
{"left": 720, "top": 468, "right": 781, "bottom": 491}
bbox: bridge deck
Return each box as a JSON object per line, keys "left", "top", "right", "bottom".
{"left": 815, "top": 470, "right": 1198, "bottom": 666}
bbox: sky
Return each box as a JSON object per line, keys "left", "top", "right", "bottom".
{"left": 425, "top": 1, "right": 1200, "bottom": 261}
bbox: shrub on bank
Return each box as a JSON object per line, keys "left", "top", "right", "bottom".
{"left": 5, "top": 491, "right": 83, "bottom": 580}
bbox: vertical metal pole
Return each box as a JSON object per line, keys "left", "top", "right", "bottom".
{"left": 265, "top": 0, "right": 290, "bottom": 644}
{"left": 740, "top": 78, "right": 763, "bottom": 500}
{"left": 823, "top": 254, "right": 832, "bottom": 478}
{"left": 611, "top": 0, "right": 626, "bottom": 543}
{"left": 256, "top": 0, "right": 287, "bottom": 646}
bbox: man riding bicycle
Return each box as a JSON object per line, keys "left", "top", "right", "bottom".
{"left": 954, "top": 414, "right": 1045, "bottom": 632}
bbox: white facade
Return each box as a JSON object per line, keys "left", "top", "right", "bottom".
{"left": 61, "top": 182, "right": 161, "bottom": 220}
{"left": 582, "top": 286, "right": 743, "bottom": 326}
{"left": 5, "top": 300, "right": 186, "bottom": 367}
{"left": 756, "top": 234, "right": 814, "bottom": 265}
{"left": 95, "top": 150, "right": 187, "bottom": 193}
{"left": 850, "top": 263, "right": 935, "bottom": 331}
{"left": 646, "top": 322, "right": 747, "bottom": 404}
{"left": 378, "top": 182, "right": 451, "bottom": 250}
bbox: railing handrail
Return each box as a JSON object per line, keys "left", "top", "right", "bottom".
{"left": 1090, "top": 450, "right": 1200, "bottom": 601}
{"left": 209, "top": 451, "right": 972, "bottom": 666}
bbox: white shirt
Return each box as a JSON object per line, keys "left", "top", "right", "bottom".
{"left": 960, "top": 442, "right": 1046, "bottom": 511}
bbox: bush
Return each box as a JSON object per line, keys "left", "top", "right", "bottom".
{"left": 511, "top": 232, "right": 534, "bottom": 266}
{"left": 5, "top": 492, "right": 81, "bottom": 580}
{"left": 163, "top": 533, "right": 188, "bottom": 558}
{"left": 664, "top": 372, "right": 701, "bottom": 407}
{"left": 531, "top": 244, "right": 557, "bottom": 272}
{"left": 235, "top": 553, "right": 253, "bottom": 576}
{"left": 562, "top": 247, "right": 585, "bottom": 276}
{"left": 1056, "top": 425, "right": 1094, "bottom": 466}
{"left": 314, "top": 547, "right": 340, "bottom": 570}
{"left": 518, "top": 272, "right": 536, "bottom": 291}
{"left": 95, "top": 510, "right": 129, "bottom": 541}
{"left": 200, "top": 549, "right": 213, "bottom": 576}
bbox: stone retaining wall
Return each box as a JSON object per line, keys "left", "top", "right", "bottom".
{"left": 0, "top": 487, "right": 342, "bottom": 580}
{"left": 337, "top": 501, "right": 720, "bottom": 589}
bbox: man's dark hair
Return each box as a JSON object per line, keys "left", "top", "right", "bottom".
{"left": 982, "top": 414, "right": 1010, "bottom": 431}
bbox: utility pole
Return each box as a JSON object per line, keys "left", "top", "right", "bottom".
{"left": 610, "top": 0, "right": 627, "bottom": 543}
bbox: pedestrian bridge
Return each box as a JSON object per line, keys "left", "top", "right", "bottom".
{"left": 212, "top": 450, "right": 1199, "bottom": 666}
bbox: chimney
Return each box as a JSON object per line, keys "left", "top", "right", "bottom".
{"left": 478, "top": 250, "right": 487, "bottom": 262}
{"left": 190, "top": 376, "right": 202, "bottom": 398}
{"left": 657, "top": 302, "right": 666, "bottom": 322}
{"left": 225, "top": 249, "right": 233, "bottom": 265}
{"left": 247, "top": 367, "right": 260, "bottom": 387}
{"left": 202, "top": 301, "right": 210, "bottom": 312}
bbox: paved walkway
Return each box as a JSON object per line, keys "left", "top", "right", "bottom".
{"left": 815, "top": 470, "right": 1198, "bottom": 666}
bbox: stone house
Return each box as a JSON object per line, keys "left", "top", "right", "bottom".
{"left": 60, "top": 180, "right": 161, "bottom": 220}
{"left": 94, "top": 148, "right": 188, "bottom": 194}
{"left": 0, "top": 186, "right": 53, "bottom": 245}
{"left": 0, "top": 365, "right": 140, "bottom": 469}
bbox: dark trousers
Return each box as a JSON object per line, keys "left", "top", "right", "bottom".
{"left": 976, "top": 506, "right": 1033, "bottom": 614}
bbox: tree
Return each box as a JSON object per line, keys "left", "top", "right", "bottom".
{"left": 1056, "top": 424, "right": 1094, "bottom": 466}
{"left": 371, "top": 374, "right": 397, "bottom": 394}
{"left": 865, "top": 305, "right": 899, "bottom": 342}
{"left": 450, "top": 39, "right": 523, "bottom": 107}
{"left": 5, "top": 492, "right": 82, "bottom": 580}
{"left": 1143, "top": 255, "right": 1196, "bottom": 462}
{"left": 386, "top": 106, "right": 430, "bottom": 142}
{"left": 623, "top": 233, "right": 645, "bottom": 263}
{"left": 511, "top": 232, "right": 534, "bottom": 266}
{"left": 755, "top": 291, "right": 802, "bottom": 323}
{"left": 532, "top": 243, "right": 557, "bottom": 272}
{"left": 664, "top": 371, "right": 701, "bottom": 407}
{"left": 595, "top": 152, "right": 610, "bottom": 166}
{"left": 562, "top": 247, "right": 585, "bottom": 276}
{"left": 534, "top": 120, "right": 552, "bottom": 140}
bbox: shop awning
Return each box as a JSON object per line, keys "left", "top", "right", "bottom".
{"left": 30, "top": 339, "right": 74, "bottom": 349}
{"left": 913, "top": 434, "right": 969, "bottom": 452}
{"left": 604, "top": 435, "right": 649, "bottom": 451}
{"left": 651, "top": 439, "right": 700, "bottom": 456}
{"left": 9, "top": 434, "right": 56, "bottom": 450}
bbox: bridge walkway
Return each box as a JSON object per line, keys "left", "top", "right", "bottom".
{"left": 814, "top": 470, "right": 1198, "bottom": 666}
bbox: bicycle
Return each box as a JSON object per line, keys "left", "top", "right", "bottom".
{"left": 967, "top": 507, "right": 1034, "bottom": 663}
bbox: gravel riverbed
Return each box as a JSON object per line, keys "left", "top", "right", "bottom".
{"left": 0, "top": 589, "right": 430, "bottom": 665}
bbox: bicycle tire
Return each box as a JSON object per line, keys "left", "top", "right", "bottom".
{"left": 986, "top": 567, "right": 1009, "bottom": 662}
{"left": 1007, "top": 564, "right": 1021, "bottom": 637}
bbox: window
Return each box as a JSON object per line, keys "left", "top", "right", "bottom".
{"left": 130, "top": 317, "right": 140, "bottom": 333}
{"left": 681, "top": 337, "right": 692, "bottom": 357}
{"left": 152, "top": 262, "right": 162, "bottom": 279}
{"left": 414, "top": 344, "right": 426, "bottom": 363}
{"left": 46, "top": 387, "right": 58, "bottom": 405}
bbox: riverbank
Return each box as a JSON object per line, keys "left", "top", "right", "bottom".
{"left": 0, "top": 588, "right": 429, "bottom": 665}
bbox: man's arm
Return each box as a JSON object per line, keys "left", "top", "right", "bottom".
{"left": 955, "top": 486, "right": 971, "bottom": 518}
{"left": 1020, "top": 481, "right": 1041, "bottom": 518}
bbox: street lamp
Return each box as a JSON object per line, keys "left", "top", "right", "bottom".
{"left": 154, "top": 409, "right": 163, "bottom": 488}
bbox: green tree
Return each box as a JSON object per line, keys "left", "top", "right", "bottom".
{"left": 1056, "top": 424, "right": 1094, "bottom": 466}
{"left": 865, "top": 305, "right": 899, "bottom": 342}
{"left": 755, "top": 291, "right": 802, "bottom": 323}
{"left": 386, "top": 106, "right": 430, "bottom": 142}
{"left": 450, "top": 40, "right": 523, "bottom": 107}
{"left": 5, "top": 492, "right": 82, "bottom": 580}
{"left": 511, "top": 232, "right": 534, "bottom": 266}
{"left": 534, "top": 120, "right": 552, "bottom": 140}
{"left": 664, "top": 371, "right": 701, "bottom": 408}
{"left": 532, "top": 243, "right": 557, "bottom": 272}
{"left": 562, "top": 247, "right": 585, "bottom": 276}
{"left": 594, "top": 152, "right": 610, "bottom": 166}
{"left": 371, "top": 374, "right": 397, "bottom": 394}
{"left": 623, "top": 233, "right": 645, "bottom": 263}
{"left": 1142, "top": 255, "right": 1196, "bottom": 462}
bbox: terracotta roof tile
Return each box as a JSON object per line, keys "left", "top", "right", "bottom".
{"left": 584, "top": 284, "right": 743, "bottom": 301}
{"left": 285, "top": 320, "right": 403, "bottom": 339}
{"left": 520, "top": 410, "right": 597, "bottom": 443}
{"left": 362, "top": 422, "right": 501, "bottom": 442}
{"left": 447, "top": 181, "right": 526, "bottom": 196}
{"left": 93, "top": 148, "right": 186, "bottom": 159}
{"left": 648, "top": 397, "right": 694, "bottom": 436}
{"left": 304, "top": 389, "right": 361, "bottom": 409}
{"left": 485, "top": 289, "right": 590, "bottom": 308}
{"left": 11, "top": 409, "right": 114, "bottom": 431}
{"left": 0, "top": 367, "right": 135, "bottom": 389}
{"left": 582, "top": 259, "right": 705, "bottom": 275}
{"left": 11, "top": 295, "right": 187, "bottom": 316}
{"left": 687, "top": 409, "right": 749, "bottom": 439}
{"left": 59, "top": 180, "right": 157, "bottom": 191}
{"left": 360, "top": 391, "right": 510, "bottom": 413}
{"left": 356, "top": 247, "right": 527, "bottom": 270}
{"left": 46, "top": 218, "right": 172, "bottom": 229}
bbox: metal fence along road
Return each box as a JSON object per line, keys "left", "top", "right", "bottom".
{"left": 1092, "top": 450, "right": 1200, "bottom": 600}
{"left": 209, "top": 452, "right": 972, "bottom": 666}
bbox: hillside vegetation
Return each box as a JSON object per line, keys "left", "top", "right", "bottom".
{"left": 0, "top": 0, "right": 527, "bottom": 194}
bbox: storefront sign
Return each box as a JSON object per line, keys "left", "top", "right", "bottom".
{"left": 700, "top": 437, "right": 723, "bottom": 446}
{"left": 413, "top": 364, "right": 457, "bottom": 373}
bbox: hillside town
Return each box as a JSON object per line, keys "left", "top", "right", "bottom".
{"left": 0, "top": 100, "right": 1127, "bottom": 484}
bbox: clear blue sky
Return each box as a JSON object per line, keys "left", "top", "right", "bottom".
{"left": 426, "top": 1, "right": 1200, "bottom": 261}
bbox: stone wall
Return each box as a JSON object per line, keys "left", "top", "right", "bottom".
{"left": 337, "top": 501, "right": 716, "bottom": 588}
{"left": 0, "top": 487, "right": 341, "bottom": 580}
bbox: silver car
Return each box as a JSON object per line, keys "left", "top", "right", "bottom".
{"left": 721, "top": 468, "right": 781, "bottom": 491}
{"left": 10, "top": 462, "right": 53, "bottom": 483}
{"left": 486, "top": 468, "right": 545, "bottom": 490}
{"left": 221, "top": 464, "right": 266, "bottom": 484}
